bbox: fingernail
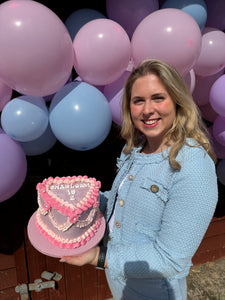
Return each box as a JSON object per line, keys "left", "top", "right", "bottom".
{"left": 59, "top": 259, "right": 66, "bottom": 263}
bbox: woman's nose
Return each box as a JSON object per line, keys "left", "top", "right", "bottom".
{"left": 143, "top": 101, "right": 154, "bottom": 115}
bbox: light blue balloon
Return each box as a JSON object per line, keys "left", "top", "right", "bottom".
{"left": 161, "top": 0, "right": 207, "bottom": 30}
{"left": 49, "top": 81, "right": 112, "bottom": 151}
{"left": 19, "top": 124, "right": 57, "bottom": 156}
{"left": 65, "top": 8, "right": 106, "bottom": 41}
{"left": 1, "top": 95, "right": 48, "bottom": 142}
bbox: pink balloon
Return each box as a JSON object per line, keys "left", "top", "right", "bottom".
{"left": 0, "top": 0, "right": 74, "bottom": 97}
{"left": 131, "top": 8, "right": 202, "bottom": 76}
{"left": 0, "top": 80, "right": 12, "bottom": 111}
{"left": 213, "top": 115, "right": 225, "bottom": 146}
{"left": 182, "top": 69, "right": 196, "bottom": 94}
{"left": 73, "top": 19, "right": 131, "bottom": 86}
{"left": 194, "top": 28, "right": 225, "bottom": 77}
{"left": 0, "top": 131, "right": 27, "bottom": 202}
{"left": 192, "top": 69, "right": 224, "bottom": 106}
{"left": 199, "top": 102, "right": 218, "bottom": 123}
{"left": 106, "top": 0, "right": 159, "bottom": 39}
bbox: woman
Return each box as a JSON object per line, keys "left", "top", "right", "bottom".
{"left": 61, "top": 59, "right": 218, "bottom": 299}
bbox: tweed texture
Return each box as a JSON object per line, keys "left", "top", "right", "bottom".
{"left": 100, "top": 139, "right": 218, "bottom": 299}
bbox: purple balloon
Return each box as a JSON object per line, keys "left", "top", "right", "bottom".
{"left": 106, "top": 0, "right": 159, "bottom": 39}
{"left": 0, "top": 132, "right": 27, "bottom": 202}
{"left": 205, "top": 0, "right": 225, "bottom": 30}
{"left": 199, "top": 102, "right": 218, "bottom": 123}
{"left": 104, "top": 70, "right": 130, "bottom": 100}
{"left": 208, "top": 126, "right": 225, "bottom": 159}
{"left": 108, "top": 89, "right": 123, "bottom": 126}
{"left": 209, "top": 74, "right": 225, "bottom": 117}
{"left": 213, "top": 115, "right": 225, "bottom": 146}
{"left": 104, "top": 70, "right": 131, "bottom": 126}
{"left": 193, "top": 69, "right": 224, "bottom": 106}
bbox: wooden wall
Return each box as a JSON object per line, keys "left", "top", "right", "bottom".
{"left": 0, "top": 118, "right": 224, "bottom": 299}
{"left": 0, "top": 214, "right": 225, "bottom": 300}
{"left": 0, "top": 1, "right": 224, "bottom": 297}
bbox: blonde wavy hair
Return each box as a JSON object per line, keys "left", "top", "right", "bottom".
{"left": 121, "top": 59, "right": 216, "bottom": 169}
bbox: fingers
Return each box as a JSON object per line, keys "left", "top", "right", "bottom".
{"left": 59, "top": 246, "right": 99, "bottom": 267}
{"left": 60, "top": 256, "right": 84, "bottom": 266}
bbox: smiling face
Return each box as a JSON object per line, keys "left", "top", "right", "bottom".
{"left": 130, "top": 74, "right": 176, "bottom": 153}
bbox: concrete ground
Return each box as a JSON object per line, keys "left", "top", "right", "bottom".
{"left": 187, "top": 257, "right": 225, "bottom": 299}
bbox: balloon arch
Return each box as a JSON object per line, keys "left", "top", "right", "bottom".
{"left": 0, "top": 0, "right": 225, "bottom": 202}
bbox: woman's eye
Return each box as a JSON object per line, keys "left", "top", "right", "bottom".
{"left": 132, "top": 99, "right": 144, "bottom": 104}
{"left": 154, "top": 97, "right": 164, "bottom": 102}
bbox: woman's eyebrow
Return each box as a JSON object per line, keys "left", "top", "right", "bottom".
{"left": 151, "top": 92, "right": 166, "bottom": 97}
{"left": 131, "top": 96, "right": 143, "bottom": 101}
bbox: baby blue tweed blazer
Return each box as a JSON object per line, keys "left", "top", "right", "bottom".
{"left": 100, "top": 138, "right": 218, "bottom": 300}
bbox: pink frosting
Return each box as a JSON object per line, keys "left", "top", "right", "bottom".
{"left": 36, "top": 176, "right": 101, "bottom": 224}
{"left": 35, "top": 214, "right": 102, "bottom": 249}
{"left": 35, "top": 175, "right": 102, "bottom": 249}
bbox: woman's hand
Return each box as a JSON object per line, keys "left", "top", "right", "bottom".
{"left": 60, "top": 246, "right": 100, "bottom": 267}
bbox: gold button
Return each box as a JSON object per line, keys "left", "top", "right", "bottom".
{"left": 150, "top": 185, "right": 159, "bottom": 193}
{"left": 119, "top": 199, "right": 124, "bottom": 207}
{"left": 115, "top": 221, "right": 121, "bottom": 228}
{"left": 128, "top": 175, "right": 133, "bottom": 181}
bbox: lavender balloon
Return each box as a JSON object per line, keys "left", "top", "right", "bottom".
{"left": 209, "top": 74, "right": 225, "bottom": 117}
{"left": 208, "top": 126, "right": 225, "bottom": 159}
{"left": 213, "top": 115, "right": 225, "bottom": 146}
{"left": 0, "top": 131, "right": 27, "bottom": 202}
{"left": 205, "top": 0, "right": 225, "bottom": 30}
{"left": 193, "top": 69, "right": 224, "bottom": 106}
{"left": 106, "top": 0, "right": 159, "bottom": 39}
{"left": 104, "top": 70, "right": 131, "bottom": 126}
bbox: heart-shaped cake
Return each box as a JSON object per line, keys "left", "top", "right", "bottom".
{"left": 27, "top": 175, "right": 105, "bottom": 257}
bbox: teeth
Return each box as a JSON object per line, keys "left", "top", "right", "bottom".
{"left": 145, "top": 120, "right": 157, "bottom": 125}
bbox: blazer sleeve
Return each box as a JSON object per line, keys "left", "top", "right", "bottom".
{"left": 106, "top": 147, "right": 218, "bottom": 280}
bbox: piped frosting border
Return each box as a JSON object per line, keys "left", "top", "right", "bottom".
{"left": 37, "top": 175, "right": 101, "bottom": 224}
{"left": 36, "top": 209, "right": 102, "bottom": 249}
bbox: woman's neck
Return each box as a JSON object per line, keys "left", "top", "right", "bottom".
{"left": 141, "top": 140, "right": 170, "bottom": 154}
